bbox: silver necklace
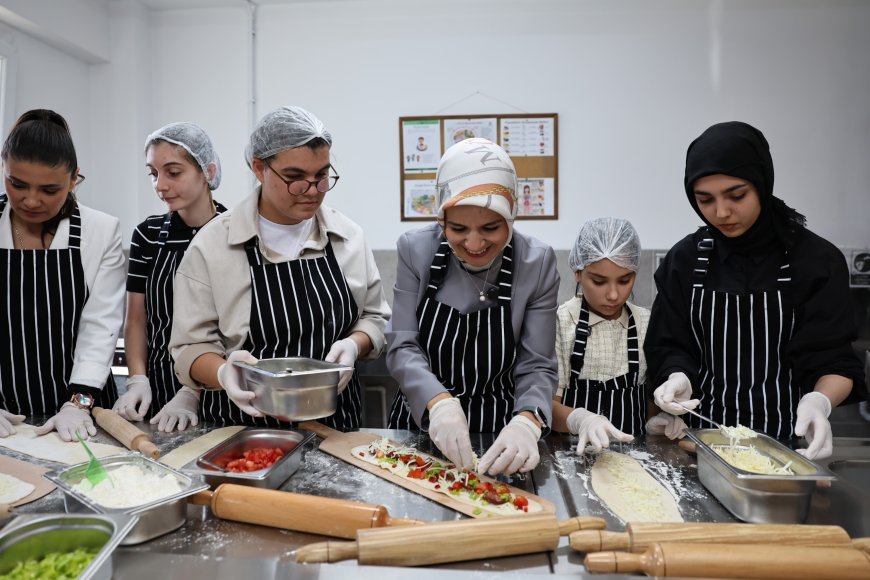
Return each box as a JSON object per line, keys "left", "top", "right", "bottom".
{"left": 461, "top": 262, "right": 497, "bottom": 302}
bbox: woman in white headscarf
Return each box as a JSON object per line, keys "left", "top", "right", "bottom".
{"left": 166, "top": 106, "right": 390, "bottom": 431}
{"left": 387, "top": 138, "right": 559, "bottom": 476}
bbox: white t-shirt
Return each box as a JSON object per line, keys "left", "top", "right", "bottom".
{"left": 257, "top": 215, "right": 314, "bottom": 259}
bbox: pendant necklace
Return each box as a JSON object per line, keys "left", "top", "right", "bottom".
{"left": 462, "top": 262, "right": 496, "bottom": 302}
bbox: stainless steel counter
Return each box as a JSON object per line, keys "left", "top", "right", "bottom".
{"left": 4, "top": 421, "right": 870, "bottom": 579}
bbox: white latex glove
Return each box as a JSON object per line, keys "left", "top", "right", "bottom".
{"left": 217, "top": 350, "right": 263, "bottom": 417}
{"left": 653, "top": 372, "right": 700, "bottom": 415}
{"left": 150, "top": 387, "right": 201, "bottom": 432}
{"left": 0, "top": 409, "right": 25, "bottom": 437}
{"left": 428, "top": 397, "right": 475, "bottom": 470}
{"left": 478, "top": 415, "right": 542, "bottom": 476}
{"left": 112, "top": 375, "right": 152, "bottom": 421}
{"left": 567, "top": 407, "right": 634, "bottom": 453}
{"left": 324, "top": 337, "right": 358, "bottom": 394}
{"left": 794, "top": 391, "right": 833, "bottom": 460}
{"left": 645, "top": 412, "right": 689, "bottom": 440}
{"left": 35, "top": 402, "right": 95, "bottom": 442}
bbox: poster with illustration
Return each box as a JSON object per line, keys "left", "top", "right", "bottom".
{"left": 403, "top": 179, "right": 438, "bottom": 219}
{"left": 442, "top": 118, "right": 497, "bottom": 146}
{"left": 516, "top": 178, "right": 555, "bottom": 217}
{"left": 500, "top": 118, "right": 555, "bottom": 157}
{"left": 402, "top": 120, "right": 441, "bottom": 172}
{"left": 850, "top": 249, "right": 870, "bottom": 287}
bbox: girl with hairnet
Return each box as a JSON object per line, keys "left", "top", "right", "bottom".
{"left": 166, "top": 106, "right": 389, "bottom": 430}
{"left": 112, "top": 123, "right": 227, "bottom": 429}
{"left": 645, "top": 122, "right": 863, "bottom": 460}
{"left": 387, "top": 138, "right": 559, "bottom": 477}
{"left": 553, "top": 218, "right": 663, "bottom": 451}
{"left": 0, "top": 109, "right": 125, "bottom": 441}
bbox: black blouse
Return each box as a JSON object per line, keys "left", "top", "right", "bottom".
{"left": 645, "top": 226, "right": 864, "bottom": 395}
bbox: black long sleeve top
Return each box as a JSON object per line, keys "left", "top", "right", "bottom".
{"left": 645, "top": 226, "right": 864, "bottom": 396}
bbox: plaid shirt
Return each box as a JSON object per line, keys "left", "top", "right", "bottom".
{"left": 554, "top": 296, "right": 650, "bottom": 399}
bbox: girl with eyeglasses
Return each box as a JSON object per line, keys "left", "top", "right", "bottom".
{"left": 165, "top": 106, "right": 389, "bottom": 430}
{"left": 112, "top": 123, "right": 227, "bottom": 431}
{"left": 0, "top": 109, "right": 126, "bottom": 441}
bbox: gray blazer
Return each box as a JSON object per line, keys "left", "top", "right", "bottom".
{"left": 386, "top": 223, "right": 559, "bottom": 428}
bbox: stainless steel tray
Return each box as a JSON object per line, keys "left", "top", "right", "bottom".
{"left": 44, "top": 453, "right": 209, "bottom": 545}
{"left": 0, "top": 513, "right": 137, "bottom": 580}
{"left": 686, "top": 429, "right": 836, "bottom": 523}
{"left": 183, "top": 428, "right": 314, "bottom": 489}
{"left": 236, "top": 357, "right": 350, "bottom": 421}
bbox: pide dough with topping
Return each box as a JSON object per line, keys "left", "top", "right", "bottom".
{"left": 352, "top": 438, "right": 542, "bottom": 516}
{"left": 590, "top": 450, "right": 683, "bottom": 523}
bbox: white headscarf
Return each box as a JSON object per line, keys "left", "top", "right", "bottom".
{"left": 435, "top": 138, "right": 518, "bottom": 241}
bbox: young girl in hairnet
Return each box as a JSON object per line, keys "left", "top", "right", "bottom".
{"left": 553, "top": 218, "right": 679, "bottom": 452}
{"left": 113, "top": 123, "right": 227, "bottom": 429}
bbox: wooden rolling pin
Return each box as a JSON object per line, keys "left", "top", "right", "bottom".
{"left": 295, "top": 513, "right": 607, "bottom": 566}
{"left": 188, "top": 484, "right": 425, "bottom": 539}
{"left": 583, "top": 542, "right": 870, "bottom": 579}
{"left": 92, "top": 407, "right": 160, "bottom": 459}
{"left": 570, "top": 521, "right": 853, "bottom": 552}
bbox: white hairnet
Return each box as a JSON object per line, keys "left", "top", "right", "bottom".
{"left": 245, "top": 106, "right": 332, "bottom": 167}
{"left": 145, "top": 122, "right": 221, "bottom": 190}
{"left": 568, "top": 217, "right": 641, "bottom": 272}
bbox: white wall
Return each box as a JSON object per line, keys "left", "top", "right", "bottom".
{"left": 2, "top": 0, "right": 870, "bottom": 252}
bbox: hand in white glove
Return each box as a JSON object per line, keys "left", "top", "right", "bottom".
{"left": 150, "top": 387, "right": 200, "bottom": 432}
{"left": 645, "top": 412, "right": 688, "bottom": 440}
{"left": 567, "top": 407, "right": 634, "bottom": 453}
{"left": 478, "top": 415, "right": 541, "bottom": 476}
{"left": 217, "top": 350, "right": 263, "bottom": 417}
{"left": 112, "top": 375, "right": 152, "bottom": 421}
{"left": 0, "top": 409, "right": 25, "bottom": 437}
{"left": 325, "top": 337, "right": 358, "bottom": 394}
{"left": 428, "top": 397, "right": 475, "bottom": 470}
{"left": 35, "top": 403, "right": 95, "bottom": 442}
{"left": 794, "top": 391, "right": 833, "bottom": 460}
{"left": 653, "top": 372, "right": 700, "bottom": 415}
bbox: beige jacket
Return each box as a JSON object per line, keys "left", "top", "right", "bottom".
{"left": 169, "top": 189, "right": 390, "bottom": 388}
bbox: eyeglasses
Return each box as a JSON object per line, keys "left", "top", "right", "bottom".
{"left": 263, "top": 161, "right": 340, "bottom": 196}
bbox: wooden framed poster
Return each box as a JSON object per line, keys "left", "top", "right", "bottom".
{"left": 399, "top": 113, "right": 558, "bottom": 221}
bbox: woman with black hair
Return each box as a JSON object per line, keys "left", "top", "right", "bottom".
{"left": 0, "top": 109, "right": 126, "bottom": 441}
{"left": 645, "top": 121, "right": 863, "bottom": 459}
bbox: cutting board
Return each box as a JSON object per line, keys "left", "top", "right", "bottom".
{"left": 297, "top": 421, "right": 555, "bottom": 518}
{"left": 0, "top": 455, "right": 56, "bottom": 506}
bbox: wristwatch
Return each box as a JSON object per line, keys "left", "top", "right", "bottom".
{"left": 516, "top": 406, "right": 547, "bottom": 430}
{"left": 69, "top": 392, "right": 95, "bottom": 411}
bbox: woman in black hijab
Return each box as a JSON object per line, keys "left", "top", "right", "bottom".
{"left": 645, "top": 121, "right": 863, "bottom": 459}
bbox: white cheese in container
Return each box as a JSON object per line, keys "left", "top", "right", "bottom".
{"left": 74, "top": 464, "right": 183, "bottom": 508}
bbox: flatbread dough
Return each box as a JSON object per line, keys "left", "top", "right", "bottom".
{"left": 0, "top": 472, "right": 35, "bottom": 504}
{"left": 160, "top": 426, "right": 246, "bottom": 469}
{"left": 352, "top": 440, "right": 543, "bottom": 517}
{"left": 0, "top": 424, "right": 124, "bottom": 465}
{"left": 590, "top": 450, "right": 683, "bottom": 523}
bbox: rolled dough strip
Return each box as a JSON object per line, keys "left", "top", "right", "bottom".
{"left": 0, "top": 472, "right": 35, "bottom": 504}
{"left": 590, "top": 450, "right": 683, "bottom": 523}
{"left": 0, "top": 424, "right": 124, "bottom": 465}
{"left": 159, "top": 426, "right": 246, "bottom": 469}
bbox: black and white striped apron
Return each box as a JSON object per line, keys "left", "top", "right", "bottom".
{"left": 387, "top": 240, "right": 517, "bottom": 433}
{"left": 560, "top": 298, "right": 645, "bottom": 435}
{"left": 689, "top": 234, "right": 798, "bottom": 438}
{"left": 200, "top": 238, "right": 363, "bottom": 430}
{"left": 144, "top": 212, "right": 216, "bottom": 419}
{"left": 0, "top": 197, "right": 116, "bottom": 415}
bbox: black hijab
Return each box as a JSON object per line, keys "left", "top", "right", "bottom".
{"left": 684, "top": 121, "right": 806, "bottom": 252}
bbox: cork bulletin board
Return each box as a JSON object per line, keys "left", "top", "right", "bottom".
{"left": 399, "top": 113, "right": 558, "bottom": 221}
